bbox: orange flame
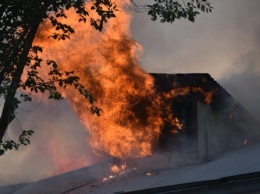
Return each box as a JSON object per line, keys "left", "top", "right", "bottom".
{"left": 33, "top": 1, "right": 214, "bottom": 160}
{"left": 164, "top": 85, "right": 214, "bottom": 104}
{"left": 34, "top": 1, "right": 163, "bottom": 159}
{"left": 103, "top": 163, "right": 128, "bottom": 182}
{"left": 110, "top": 164, "right": 121, "bottom": 174}
{"left": 110, "top": 163, "right": 127, "bottom": 174}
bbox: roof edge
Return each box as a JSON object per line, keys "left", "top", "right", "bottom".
{"left": 125, "top": 171, "right": 260, "bottom": 194}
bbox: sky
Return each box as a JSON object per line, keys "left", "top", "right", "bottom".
{"left": 0, "top": 0, "right": 260, "bottom": 186}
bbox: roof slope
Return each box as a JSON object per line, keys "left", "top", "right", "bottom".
{"left": 3, "top": 143, "right": 260, "bottom": 194}
{"left": 0, "top": 161, "right": 112, "bottom": 194}
{"left": 2, "top": 73, "right": 260, "bottom": 193}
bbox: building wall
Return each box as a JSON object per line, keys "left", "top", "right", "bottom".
{"left": 150, "top": 73, "right": 260, "bottom": 159}
{"left": 197, "top": 101, "right": 260, "bottom": 160}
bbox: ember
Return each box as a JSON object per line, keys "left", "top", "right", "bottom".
{"left": 243, "top": 140, "right": 248, "bottom": 145}
{"left": 110, "top": 163, "right": 127, "bottom": 174}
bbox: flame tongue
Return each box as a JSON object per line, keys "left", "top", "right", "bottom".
{"left": 68, "top": 35, "right": 163, "bottom": 158}
{"left": 63, "top": 1, "right": 163, "bottom": 158}
{"left": 34, "top": 1, "right": 163, "bottom": 159}
{"left": 34, "top": 0, "right": 215, "bottom": 160}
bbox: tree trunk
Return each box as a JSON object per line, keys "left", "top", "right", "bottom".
{"left": 0, "top": 2, "right": 47, "bottom": 141}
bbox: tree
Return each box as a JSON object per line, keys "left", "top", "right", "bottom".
{"left": 0, "top": 0, "right": 212, "bottom": 155}
{"left": 130, "top": 0, "right": 213, "bottom": 23}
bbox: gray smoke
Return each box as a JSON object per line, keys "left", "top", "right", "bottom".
{"left": 0, "top": 99, "right": 106, "bottom": 186}
{"left": 131, "top": 0, "right": 260, "bottom": 121}
{"left": 1, "top": 0, "right": 260, "bottom": 186}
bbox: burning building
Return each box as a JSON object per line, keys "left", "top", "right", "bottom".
{"left": 30, "top": 0, "right": 260, "bottom": 162}
{"left": 151, "top": 73, "right": 260, "bottom": 160}
{"left": 2, "top": 73, "right": 260, "bottom": 194}
{"left": 2, "top": 1, "right": 260, "bottom": 192}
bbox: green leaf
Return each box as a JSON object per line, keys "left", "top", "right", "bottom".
{"left": 0, "top": 149, "right": 5, "bottom": 155}
{"left": 89, "top": 98, "right": 94, "bottom": 104}
{"left": 188, "top": 14, "right": 194, "bottom": 22}
{"left": 201, "top": 4, "right": 205, "bottom": 12}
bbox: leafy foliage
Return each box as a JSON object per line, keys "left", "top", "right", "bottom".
{"left": 0, "top": 0, "right": 118, "bottom": 149}
{"left": 0, "top": 130, "right": 34, "bottom": 156}
{"left": 0, "top": 0, "right": 213, "bottom": 155}
{"left": 90, "top": 0, "right": 118, "bottom": 31}
{"left": 131, "top": 0, "right": 213, "bottom": 23}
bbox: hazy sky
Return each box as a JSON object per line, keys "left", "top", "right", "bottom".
{"left": 1, "top": 0, "right": 260, "bottom": 186}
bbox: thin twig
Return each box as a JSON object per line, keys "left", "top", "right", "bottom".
{"left": 18, "top": 92, "right": 43, "bottom": 112}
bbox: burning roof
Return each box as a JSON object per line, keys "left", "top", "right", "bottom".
{"left": 151, "top": 73, "right": 260, "bottom": 159}
{"left": 1, "top": 73, "right": 260, "bottom": 193}
{"left": 32, "top": 0, "right": 260, "bottom": 161}
{"left": 3, "top": 143, "right": 260, "bottom": 194}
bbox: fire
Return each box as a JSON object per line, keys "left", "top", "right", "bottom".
{"left": 34, "top": 1, "right": 163, "bottom": 159}
{"left": 243, "top": 139, "right": 248, "bottom": 146}
{"left": 146, "top": 172, "right": 152, "bottom": 176}
{"left": 191, "top": 86, "right": 214, "bottom": 104}
{"left": 32, "top": 1, "right": 215, "bottom": 160}
{"left": 102, "top": 163, "right": 128, "bottom": 182}
{"left": 171, "top": 129, "right": 178, "bottom": 134}
{"left": 110, "top": 164, "right": 121, "bottom": 174}
{"left": 161, "top": 84, "right": 214, "bottom": 134}
{"left": 164, "top": 85, "right": 214, "bottom": 104}
{"left": 110, "top": 163, "right": 127, "bottom": 174}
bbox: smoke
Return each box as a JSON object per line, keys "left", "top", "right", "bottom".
{"left": 131, "top": 0, "right": 260, "bottom": 121}
{"left": 1, "top": 0, "right": 260, "bottom": 187}
{"left": 226, "top": 69, "right": 260, "bottom": 121}
{"left": 0, "top": 99, "right": 105, "bottom": 186}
